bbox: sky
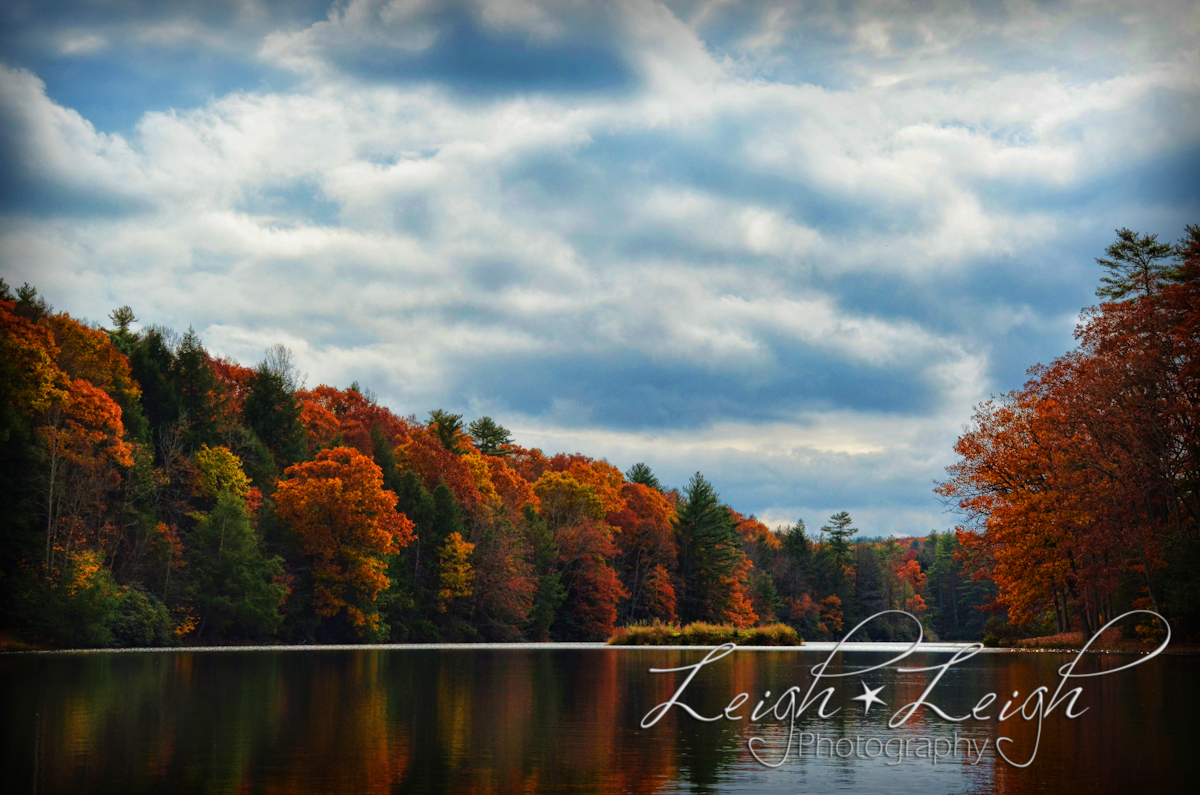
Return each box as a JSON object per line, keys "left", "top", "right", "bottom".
{"left": 1, "top": 0, "right": 1198, "bottom": 536}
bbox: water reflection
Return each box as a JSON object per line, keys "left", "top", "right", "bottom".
{"left": 0, "top": 647, "right": 1191, "bottom": 794}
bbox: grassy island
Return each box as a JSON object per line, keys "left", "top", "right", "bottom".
{"left": 608, "top": 622, "right": 802, "bottom": 646}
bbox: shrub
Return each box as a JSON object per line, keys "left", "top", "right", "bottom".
{"left": 608, "top": 620, "right": 801, "bottom": 646}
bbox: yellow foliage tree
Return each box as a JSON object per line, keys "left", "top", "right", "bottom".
{"left": 532, "top": 471, "right": 604, "bottom": 531}
{"left": 437, "top": 532, "right": 475, "bottom": 614}
{"left": 463, "top": 451, "right": 501, "bottom": 506}
{"left": 193, "top": 444, "right": 250, "bottom": 501}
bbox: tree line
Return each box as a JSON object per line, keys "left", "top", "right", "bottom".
{"left": 0, "top": 279, "right": 983, "bottom": 647}
{"left": 5, "top": 225, "right": 1191, "bottom": 648}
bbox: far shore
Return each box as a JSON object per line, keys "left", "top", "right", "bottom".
{"left": 3, "top": 639, "right": 1193, "bottom": 655}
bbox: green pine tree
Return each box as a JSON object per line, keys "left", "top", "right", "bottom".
{"left": 467, "top": 416, "right": 513, "bottom": 455}
{"left": 187, "top": 493, "right": 286, "bottom": 641}
{"left": 674, "top": 472, "right": 743, "bottom": 624}
{"left": 625, "top": 462, "right": 661, "bottom": 490}
{"left": 1095, "top": 227, "right": 1178, "bottom": 300}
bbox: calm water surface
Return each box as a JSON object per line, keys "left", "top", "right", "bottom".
{"left": 0, "top": 646, "right": 1193, "bottom": 794}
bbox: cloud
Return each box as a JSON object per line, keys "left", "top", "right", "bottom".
{"left": 260, "top": 0, "right": 638, "bottom": 94}
{"left": 1, "top": 0, "right": 1198, "bottom": 530}
{"left": 0, "top": 65, "right": 149, "bottom": 215}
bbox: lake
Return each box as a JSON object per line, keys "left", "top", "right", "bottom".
{"left": 0, "top": 644, "right": 1192, "bottom": 794}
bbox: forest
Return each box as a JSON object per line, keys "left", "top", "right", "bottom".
{"left": 0, "top": 226, "right": 1195, "bottom": 648}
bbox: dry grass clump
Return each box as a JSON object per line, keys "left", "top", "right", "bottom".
{"left": 608, "top": 621, "right": 802, "bottom": 646}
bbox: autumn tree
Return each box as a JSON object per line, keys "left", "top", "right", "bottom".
{"left": 533, "top": 470, "right": 627, "bottom": 639}
{"left": 399, "top": 428, "right": 482, "bottom": 508}
{"left": 533, "top": 471, "right": 604, "bottom": 531}
{"left": 297, "top": 384, "right": 411, "bottom": 460}
{"left": 38, "top": 377, "right": 134, "bottom": 572}
{"left": 48, "top": 310, "right": 148, "bottom": 444}
{"left": 941, "top": 225, "right": 1200, "bottom": 638}
{"left": 0, "top": 290, "right": 59, "bottom": 566}
{"left": 274, "top": 447, "right": 416, "bottom": 637}
{"left": 484, "top": 454, "right": 540, "bottom": 515}
{"left": 610, "top": 482, "right": 678, "bottom": 622}
{"left": 734, "top": 513, "right": 783, "bottom": 622}
{"left": 436, "top": 531, "right": 475, "bottom": 615}
{"left": 0, "top": 291, "right": 178, "bottom": 647}
{"left": 194, "top": 444, "right": 251, "bottom": 502}
{"left": 462, "top": 513, "right": 537, "bottom": 640}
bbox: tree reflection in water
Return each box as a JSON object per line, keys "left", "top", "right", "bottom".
{"left": 0, "top": 647, "right": 1190, "bottom": 794}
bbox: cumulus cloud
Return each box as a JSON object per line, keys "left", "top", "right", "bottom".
{"left": 0, "top": 66, "right": 149, "bottom": 214}
{"left": 1, "top": 0, "right": 1198, "bottom": 533}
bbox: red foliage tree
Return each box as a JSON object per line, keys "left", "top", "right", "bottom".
{"left": 609, "top": 482, "right": 677, "bottom": 622}
{"left": 399, "top": 429, "right": 482, "bottom": 508}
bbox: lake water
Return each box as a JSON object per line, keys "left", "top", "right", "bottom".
{"left": 0, "top": 644, "right": 1192, "bottom": 794}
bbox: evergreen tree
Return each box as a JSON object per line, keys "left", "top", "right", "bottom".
{"left": 171, "top": 328, "right": 220, "bottom": 450}
{"left": 428, "top": 409, "right": 466, "bottom": 454}
{"left": 853, "top": 543, "right": 886, "bottom": 634}
{"left": 188, "top": 493, "right": 287, "bottom": 640}
{"left": 128, "top": 328, "right": 181, "bottom": 441}
{"left": 523, "top": 504, "right": 564, "bottom": 641}
{"left": 924, "top": 530, "right": 993, "bottom": 640}
{"left": 625, "top": 462, "right": 661, "bottom": 490}
{"left": 782, "top": 518, "right": 812, "bottom": 566}
{"left": 107, "top": 306, "right": 138, "bottom": 355}
{"left": 388, "top": 468, "right": 439, "bottom": 639}
{"left": 431, "top": 482, "right": 465, "bottom": 549}
{"left": 224, "top": 426, "right": 278, "bottom": 491}
{"left": 14, "top": 282, "right": 51, "bottom": 320}
{"left": 394, "top": 468, "right": 437, "bottom": 532}
{"left": 370, "top": 424, "right": 404, "bottom": 494}
{"left": 674, "top": 472, "right": 743, "bottom": 624}
{"left": 1095, "top": 227, "right": 1177, "bottom": 300}
{"left": 817, "top": 512, "right": 858, "bottom": 621}
{"left": 467, "top": 416, "right": 513, "bottom": 455}
{"left": 243, "top": 363, "right": 306, "bottom": 467}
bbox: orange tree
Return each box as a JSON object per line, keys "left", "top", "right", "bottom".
{"left": 275, "top": 446, "right": 415, "bottom": 637}
{"left": 940, "top": 226, "right": 1200, "bottom": 637}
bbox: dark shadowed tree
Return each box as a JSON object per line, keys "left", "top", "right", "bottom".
{"left": 428, "top": 409, "right": 466, "bottom": 454}
{"left": 188, "top": 493, "right": 287, "bottom": 641}
{"left": 172, "top": 328, "right": 220, "bottom": 450}
{"left": 243, "top": 363, "right": 306, "bottom": 468}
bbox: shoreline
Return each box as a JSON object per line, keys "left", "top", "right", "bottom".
{"left": 3, "top": 640, "right": 1192, "bottom": 655}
